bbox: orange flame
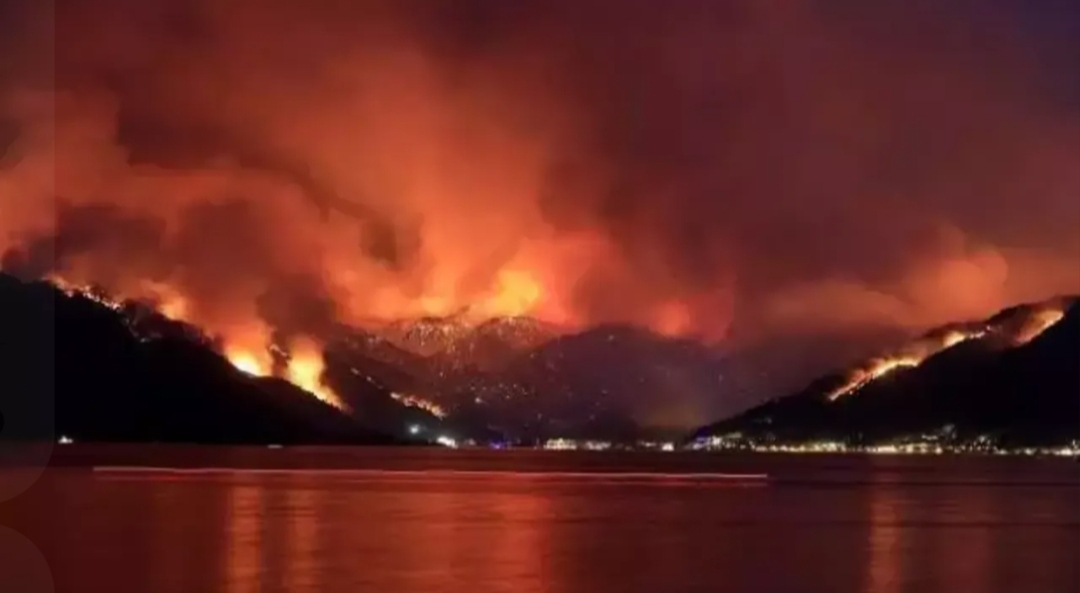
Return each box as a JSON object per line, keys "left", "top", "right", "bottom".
{"left": 1012, "top": 307, "right": 1065, "bottom": 346}
{"left": 225, "top": 339, "right": 347, "bottom": 411}
{"left": 389, "top": 392, "right": 448, "bottom": 418}
{"left": 476, "top": 269, "right": 543, "bottom": 319}
{"left": 284, "top": 337, "right": 347, "bottom": 411}
{"left": 225, "top": 348, "right": 271, "bottom": 378}
{"left": 826, "top": 356, "right": 921, "bottom": 401}
{"left": 827, "top": 327, "right": 987, "bottom": 401}
{"left": 50, "top": 275, "right": 349, "bottom": 411}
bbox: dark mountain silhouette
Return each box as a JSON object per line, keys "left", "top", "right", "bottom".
{"left": 322, "top": 319, "right": 723, "bottom": 441}
{"left": 0, "top": 274, "right": 398, "bottom": 445}
{"left": 401, "top": 325, "right": 727, "bottom": 442}
{"left": 12, "top": 270, "right": 1071, "bottom": 447}
{"left": 326, "top": 313, "right": 898, "bottom": 442}
{"left": 691, "top": 297, "right": 1080, "bottom": 446}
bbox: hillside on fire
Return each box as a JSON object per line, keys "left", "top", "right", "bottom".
{"left": 691, "top": 297, "right": 1080, "bottom": 447}
{"left": 2, "top": 269, "right": 1077, "bottom": 447}
{"left": 0, "top": 272, "right": 724, "bottom": 444}
{"left": 0, "top": 273, "right": 415, "bottom": 445}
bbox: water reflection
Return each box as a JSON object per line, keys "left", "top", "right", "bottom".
{"left": 866, "top": 483, "right": 902, "bottom": 593}
{"left": 485, "top": 487, "right": 548, "bottom": 588}
{"left": 5, "top": 458, "right": 1078, "bottom": 593}
{"left": 150, "top": 483, "right": 180, "bottom": 593}
{"left": 935, "top": 487, "right": 992, "bottom": 593}
{"left": 330, "top": 477, "right": 553, "bottom": 592}
{"left": 283, "top": 482, "right": 319, "bottom": 593}
{"left": 388, "top": 486, "right": 459, "bottom": 590}
{"left": 861, "top": 479, "right": 1080, "bottom": 593}
{"left": 208, "top": 475, "right": 1080, "bottom": 593}
{"left": 226, "top": 480, "right": 263, "bottom": 593}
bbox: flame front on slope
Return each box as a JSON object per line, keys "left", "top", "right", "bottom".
{"left": 827, "top": 328, "right": 987, "bottom": 401}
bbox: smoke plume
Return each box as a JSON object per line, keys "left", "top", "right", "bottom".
{"left": 1, "top": 0, "right": 1077, "bottom": 373}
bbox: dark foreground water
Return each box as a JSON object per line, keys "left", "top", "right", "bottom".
{"left": 1, "top": 446, "right": 1078, "bottom": 593}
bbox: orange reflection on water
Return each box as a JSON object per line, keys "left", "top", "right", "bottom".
{"left": 452, "top": 483, "right": 551, "bottom": 587}
{"left": 330, "top": 476, "right": 554, "bottom": 592}
{"left": 284, "top": 484, "right": 320, "bottom": 593}
{"left": 14, "top": 461, "right": 1080, "bottom": 593}
{"left": 149, "top": 484, "right": 183, "bottom": 593}
{"left": 866, "top": 483, "right": 903, "bottom": 593}
{"left": 932, "top": 488, "right": 992, "bottom": 593}
{"left": 401, "top": 488, "right": 457, "bottom": 589}
{"left": 226, "top": 481, "right": 264, "bottom": 593}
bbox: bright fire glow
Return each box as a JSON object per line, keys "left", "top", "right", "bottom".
{"left": 652, "top": 301, "right": 694, "bottom": 338}
{"left": 390, "top": 392, "right": 448, "bottom": 419}
{"left": 226, "top": 348, "right": 271, "bottom": 377}
{"left": 1012, "top": 307, "right": 1065, "bottom": 345}
{"left": 477, "top": 269, "right": 543, "bottom": 319}
{"left": 50, "top": 276, "right": 349, "bottom": 411}
{"left": 827, "top": 356, "right": 921, "bottom": 401}
{"left": 285, "top": 338, "right": 348, "bottom": 411}
{"left": 827, "top": 327, "right": 987, "bottom": 401}
{"left": 226, "top": 341, "right": 348, "bottom": 411}
{"left": 158, "top": 297, "right": 188, "bottom": 320}
{"left": 47, "top": 274, "right": 123, "bottom": 311}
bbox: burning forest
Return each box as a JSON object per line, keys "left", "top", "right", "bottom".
{"left": 1, "top": 0, "right": 1079, "bottom": 424}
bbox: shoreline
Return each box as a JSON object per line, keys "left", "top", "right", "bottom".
{"left": 2, "top": 441, "right": 1078, "bottom": 468}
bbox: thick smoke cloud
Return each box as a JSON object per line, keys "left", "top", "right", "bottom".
{"left": 1, "top": 0, "right": 1077, "bottom": 357}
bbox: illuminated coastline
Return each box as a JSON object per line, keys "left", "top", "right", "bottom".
{"left": 684, "top": 434, "right": 1080, "bottom": 457}
{"left": 512, "top": 436, "right": 1080, "bottom": 457}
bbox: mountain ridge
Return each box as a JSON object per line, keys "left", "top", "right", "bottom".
{"left": 5, "top": 271, "right": 1073, "bottom": 446}
{"left": 0, "top": 274, "right": 406, "bottom": 445}
{"left": 691, "top": 296, "right": 1080, "bottom": 446}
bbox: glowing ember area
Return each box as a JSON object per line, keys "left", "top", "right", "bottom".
{"left": 390, "top": 392, "right": 448, "bottom": 419}
{"left": 144, "top": 283, "right": 190, "bottom": 321}
{"left": 826, "top": 356, "right": 921, "bottom": 401}
{"left": 476, "top": 270, "right": 543, "bottom": 319}
{"left": 652, "top": 302, "right": 694, "bottom": 338}
{"left": 47, "top": 275, "right": 123, "bottom": 311}
{"left": 226, "top": 342, "right": 347, "bottom": 411}
{"left": 226, "top": 348, "right": 271, "bottom": 378}
{"left": 50, "top": 275, "right": 349, "bottom": 411}
{"left": 1012, "top": 307, "right": 1066, "bottom": 346}
{"left": 940, "top": 330, "right": 972, "bottom": 349}
{"left": 827, "top": 327, "right": 988, "bottom": 401}
{"left": 285, "top": 338, "right": 348, "bottom": 411}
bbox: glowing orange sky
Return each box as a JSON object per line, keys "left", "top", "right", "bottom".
{"left": 0, "top": 0, "right": 1077, "bottom": 362}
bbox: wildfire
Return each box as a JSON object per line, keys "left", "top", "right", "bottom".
{"left": 652, "top": 301, "right": 694, "bottom": 338}
{"left": 225, "top": 337, "right": 348, "bottom": 411}
{"left": 4, "top": 1, "right": 1078, "bottom": 406}
{"left": 284, "top": 338, "right": 348, "bottom": 411}
{"left": 826, "top": 356, "right": 921, "bottom": 401}
{"left": 826, "top": 298, "right": 1074, "bottom": 403}
{"left": 939, "top": 329, "right": 972, "bottom": 349}
{"left": 1012, "top": 307, "right": 1065, "bottom": 346}
{"left": 389, "top": 392, "right": 448, "bottom": 419}
{"left": 47, "top": 274, "right": 124, "bottom": 311}
{"left": 47, "top": 275, "right": 349, "bottom": 411}
{"left": 827, "top": 327, "right": 987, "bottom": 401}
{"left": 390, "top": 267, "right": 561, "bottom": 326}
{"left": 225, "top": 348, "right": 271, "bottom": 378}
{"left": 476, "top": 269, "right": 543, "bottom": 319}
{"left": 139, "top": 281, "right": 191, "bottom": 321}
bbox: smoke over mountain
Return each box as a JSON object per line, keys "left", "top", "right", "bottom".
{"left": 1, "top": 0, "right": 1077, "bottom": 402}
